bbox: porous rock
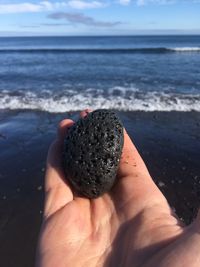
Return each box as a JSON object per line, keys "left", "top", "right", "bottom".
{"left": 63, "top": 109, "right": 124, "bottom": 198}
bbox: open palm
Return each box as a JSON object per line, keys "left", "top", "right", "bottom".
{"left": 36, "top": 111, "right": 200, "bottom": 267}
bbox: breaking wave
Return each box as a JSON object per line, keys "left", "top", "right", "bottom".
{"left": 0, "top": 88, "right": 200, "bottom": 112}
{"left": 0, "top": 47, "right": 200, "bottom": 54}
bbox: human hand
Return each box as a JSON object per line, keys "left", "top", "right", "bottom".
{"left": 35, "top": 110, "right": 200, "bottom": 267}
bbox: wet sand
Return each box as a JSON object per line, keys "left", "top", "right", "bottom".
{"left": 0, "top": 110, "right": 200, "bottom": 267}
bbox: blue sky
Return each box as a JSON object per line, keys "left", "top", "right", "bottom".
{"left": 0, "top": 0, "right": 200, "bottom": 36}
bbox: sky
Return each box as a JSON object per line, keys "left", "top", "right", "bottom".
{"left": 0, "top": 0, "right": 200, "bottom": 36}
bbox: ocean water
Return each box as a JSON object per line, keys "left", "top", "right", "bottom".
{"left": 0, "top": 35, "right": 200, "bottom": 112}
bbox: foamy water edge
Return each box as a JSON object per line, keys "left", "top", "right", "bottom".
{"left": 1, "top": 90, "right": 200, "bottom": 112}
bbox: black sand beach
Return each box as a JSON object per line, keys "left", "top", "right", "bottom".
{"left": 0, "top": 110, "right": 200, "bottom": 267}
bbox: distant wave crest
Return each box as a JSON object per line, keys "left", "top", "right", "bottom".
{"left": 0, "top": 47, "right": 200, "bottom": 54}
{"left": 0, "top": 88, "right": 200, "bottom": 112}
{"left": 169, "top": 47, "right": 200, "bottom": 52}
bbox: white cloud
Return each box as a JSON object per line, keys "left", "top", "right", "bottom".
{"left": 118, "top": 0, "right": 176, "bottom": 6}
{"left": 0, "top": 1, "right": 58, "bottom": 13}
{"left": 136, "top": 0, "right": 175, "bottom": 5}
{"left": 0, "top": 0, "right": 104, "bottom": 13}
{"left": 0, "top": 3, "right": 42, "bottom": 13}
{"left": 40, "top": 1, "right": 54, "bottom": 11}
{"left": 0, "top": 0, "right": 197, "bottom": 14}
{"left": 68, "top": 0, "right": 104, "bottom": 9}
{"left": 119, "top": 0, "right": 131, "bottom": 5}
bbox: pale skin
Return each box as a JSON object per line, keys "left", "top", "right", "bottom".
{"left": 35, "top": 110, "right": 200, "bottom": 267}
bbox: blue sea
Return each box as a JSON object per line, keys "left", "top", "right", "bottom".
{"left": 0, "top": 35, "right": 200, "bottom": 112}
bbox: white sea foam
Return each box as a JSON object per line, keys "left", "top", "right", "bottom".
{"left": 0, "top": 88, "right": 200, "bottom": 112}
{"left": 169, "top": 47, "right": 200, "bottom": 52}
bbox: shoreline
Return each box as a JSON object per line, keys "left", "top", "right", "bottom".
{"left": 0, "top": 110, "right": 200, "bottom": 267}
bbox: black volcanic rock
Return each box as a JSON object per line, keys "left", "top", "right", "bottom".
{"left": 63, "top": 109, "right": 124, "bottom": 198}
